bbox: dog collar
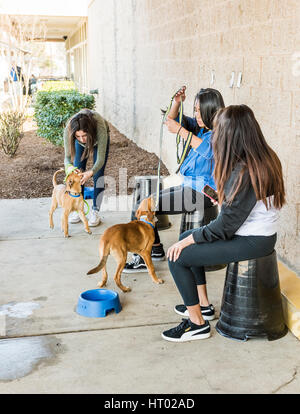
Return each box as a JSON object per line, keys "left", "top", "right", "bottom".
{"left": 140, "top": 217, "right": 155, "bottom": 230}
{"left": 67, "top": 191, "right": 81, "bottom": 198}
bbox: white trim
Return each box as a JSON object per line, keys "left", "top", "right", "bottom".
{"left": 66, "top": 40, "right": 87, "bottom": 53}
{"left": 66, "top": 17, "right": 87, "bottom": 41}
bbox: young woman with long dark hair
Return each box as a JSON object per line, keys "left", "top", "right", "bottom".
{"left": 124, "top": 87, "right": 225, "bottom": 322}
{"left": 63, "top": 109, "right": 110, "bottom": 227}
{"left": 161, "top": 104, "right": 286, "bottom": 342}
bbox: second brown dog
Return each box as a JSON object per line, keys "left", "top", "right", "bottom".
{"left": 49, "top": 168, "right": 92, "bottom": 238}
{"left": 87, "top": 196, "right": 164, "bottom": 292}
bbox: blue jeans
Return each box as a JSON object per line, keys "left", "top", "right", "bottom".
{"left": 73, "top": 139, "right": 109, "bottom": 211}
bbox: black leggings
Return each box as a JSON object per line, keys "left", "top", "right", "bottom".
{"left": 131, "top": 185, "right": 213, "bottom": 244}
{"left": 168, "top": 230, "right": 277, "bottom": 307}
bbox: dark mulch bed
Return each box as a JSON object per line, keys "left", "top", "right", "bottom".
{"left": 0, "top": 119, "right": 169, "bottom": 199}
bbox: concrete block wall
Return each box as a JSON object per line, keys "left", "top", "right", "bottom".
{"left": 88, "top": 0, "right": 300, "bottom": 274}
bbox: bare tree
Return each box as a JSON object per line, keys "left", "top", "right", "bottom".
{"left": 0, "top": 14, "right": 46, "bottom": 112}
{"left": 0, "top": 14, "right": 46, "bottom": 156}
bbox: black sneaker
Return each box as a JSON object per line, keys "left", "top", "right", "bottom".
{"left": 174, "top": 304, "right": 215, "bottom": 321}
{"left": 122, "top": 254, "right": 148, "bottom": 273}
{"left": 151, "top": 243, "right": 165, "bottom": 261}
{"left": 161, "top": 318, "right": 211, "bottom": 342}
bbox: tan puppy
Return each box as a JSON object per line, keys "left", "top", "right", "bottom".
{"left": 87, "top": 196, "right": 164, "bottom": 292}
{"left": 49, "top": 168, "right": 92, "bottom": 238}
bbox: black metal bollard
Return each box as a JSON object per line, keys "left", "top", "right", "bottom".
{"left": 215, "top": 250, "right": 288, "bottom": 341}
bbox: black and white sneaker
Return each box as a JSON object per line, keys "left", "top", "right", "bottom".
{"left": 174, "top": 304, "right": 215, "bottom": 321}
{"left": 161, "top": 318, "right": 211, "bottom": 342}
{"left": 122, "top": 254, "right": 148, "bottom": 273}
{"left": 151, "top": 243, "right": 165, "bottom": 261}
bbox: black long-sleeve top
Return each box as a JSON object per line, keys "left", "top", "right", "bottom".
{"left": 192, "top": 164, "right": 257, "bottom": 243}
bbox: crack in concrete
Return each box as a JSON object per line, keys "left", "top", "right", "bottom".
{"left": 0, "top": 319, "right": 185, "bottom": 340}
{"left": 271, "top": 367, "right": 298, "bottom": 394}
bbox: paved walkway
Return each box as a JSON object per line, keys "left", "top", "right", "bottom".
{"left": 0, "top": 197, "right": 299, "bottom": 394}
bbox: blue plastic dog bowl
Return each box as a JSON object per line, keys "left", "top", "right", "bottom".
{"left": 76, "top": 289, "right": 122, "bottom": 318}
{"left": 84, "top": 187, "right": 94, "bottom": 200}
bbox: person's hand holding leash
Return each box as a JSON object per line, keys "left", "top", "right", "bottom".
{"left": 165, "top": 116, "right": 181, "bottom": 134}
{"left": 167, "top": 234, "right": 195, "bottom": 262}
{"left": 79, "top": 170, "right": 93, "bottom": 185}
{"left": 174, "top": 86, "right": 186, "bottom": 103}
{"left": 165, "top": 116, "right": 193, "bottom": 145}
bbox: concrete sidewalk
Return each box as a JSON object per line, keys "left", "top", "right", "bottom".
{"left": 0, "top": 197, "right": 299, "bottom": 394}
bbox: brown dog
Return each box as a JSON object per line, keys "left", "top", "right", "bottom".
{"left": 49, "top": 168, "right": 92, "bottom": 238}
{"left": 87, "top": 196, "right": 164, "bottom": 292}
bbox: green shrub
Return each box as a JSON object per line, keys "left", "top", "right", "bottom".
{"left": 40, "top": 80, "right": 76, "bottom": 92}
{"left": 0, "top": 110, "right": 25, "bottom": 157}
{"left": 33, "top": 89, "right": 95, "bottom": 146}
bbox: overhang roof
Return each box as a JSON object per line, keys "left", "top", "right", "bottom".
{"left": 9, "top": 15, "right": 87, "bottom": 42}
{"left": 0, "top": 0, "right": 87, "bottom": 17}
{"left": 0, "top": 0, "right": 87, "bottom": 41}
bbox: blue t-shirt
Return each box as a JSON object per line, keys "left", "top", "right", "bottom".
{"left": 177, "top": 115, "right": 216, "bottom": 193}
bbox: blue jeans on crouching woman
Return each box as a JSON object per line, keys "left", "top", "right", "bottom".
{"left": 73, "top": 139, "right": 109, "bottom": 211}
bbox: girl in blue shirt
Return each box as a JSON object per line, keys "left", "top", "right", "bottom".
{"left": 125, "top": 87, "right": 225, "bottom": 319}
{"left": 166, "top": 86, "right": 223, "bottom": 193}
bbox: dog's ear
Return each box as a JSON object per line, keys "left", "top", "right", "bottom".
{"left": 135, "top": 198, "right": 148, "bottom": 220}
{"left": 146, "top": 196, "right": 155, "bottom": 221}
{"left": 135, "top": 205, "right": 143, "bottom": 220}
{"left": 147, "top": 196, "right": 155, "bottom": 212}
{"left": 66, "top": 178, "right": 73, "bottom": 189}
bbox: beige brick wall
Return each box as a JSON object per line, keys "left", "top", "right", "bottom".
{"left": 88, "top": 0, "right": 300, "bottom": 274}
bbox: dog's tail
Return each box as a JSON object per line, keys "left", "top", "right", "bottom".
{"left": 87, "top": 239, "right": 109, "bottom": 275}
{"left": 86, "top": 256, "right": 108, "bottom": 275}
{"left": 53, "top": 168, "right": 65, "bottom": 187}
